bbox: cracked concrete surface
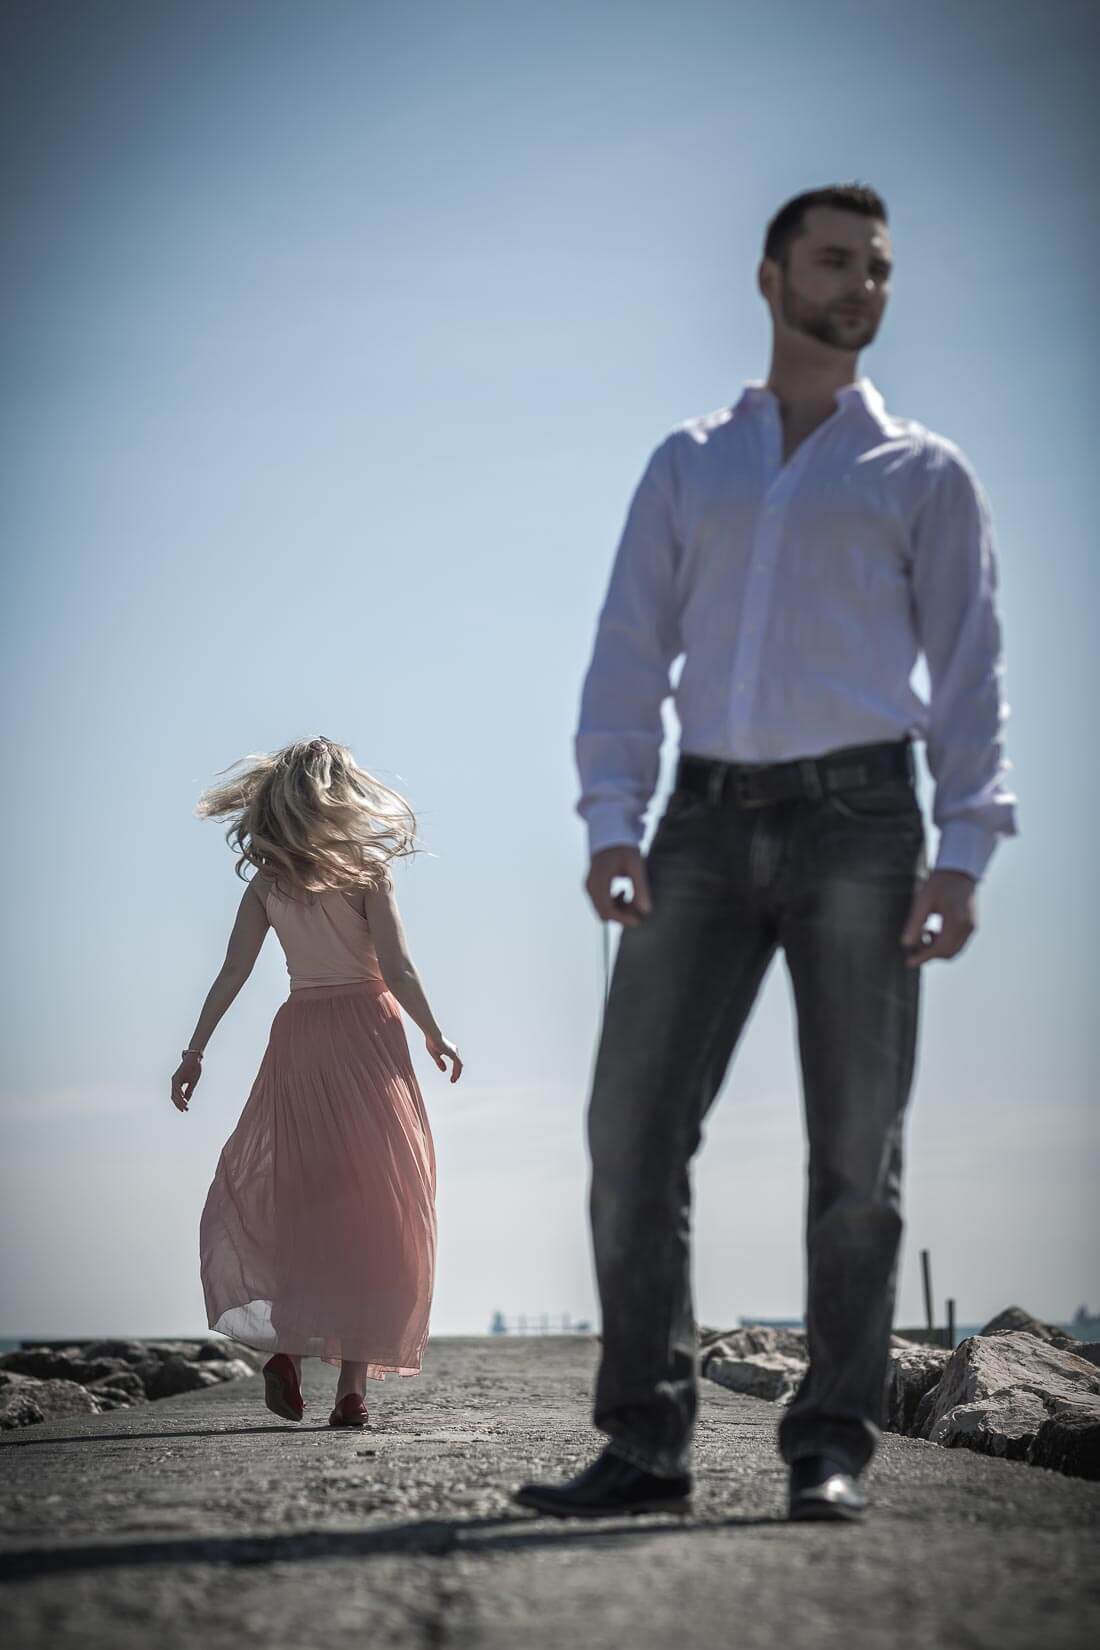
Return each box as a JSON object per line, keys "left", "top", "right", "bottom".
{"left": 2, "top": 1335, "right": 1098, "bottom": 1649}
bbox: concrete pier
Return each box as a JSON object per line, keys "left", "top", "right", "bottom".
{"left": 2, "top": 1335, "right": 1097, "bottom": 1649}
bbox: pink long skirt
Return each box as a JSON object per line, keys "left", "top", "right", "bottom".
{"left": 199, "top": 981, "right": 436, "bottom": 1377}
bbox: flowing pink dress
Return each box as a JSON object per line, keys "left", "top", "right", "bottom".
{"left": 199, "top": 880, "right": 436, "bottom": 1376}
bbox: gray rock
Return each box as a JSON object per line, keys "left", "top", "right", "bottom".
{"left": 36, "top": 1378, "right": 103, "bottom": 1420}
{"left": 701, "top": 1330, "right": 951, "bottom": 1423}
{"left": 978, "top": 1306, "right": 1077, "bottom": 1350}
{"left": 704, "top": 1352, "right": 806, "bottom": 1403}
{"left": 141, "top": 1341, "right": 206, "bottom": 1362}
{"left": 84, "top": 1389, "right": 130, "bottom": 1412}
{"left": 116, "top": 1346, "right": 206, "bottom": 1398}
{"left": 86, "top": 1369, "right": 147, "bottom": 1407}
{"left": 7, "top": 1341, "right": 86, "bottom": 1360}
{"left": 195, "top": 1339, "right": 235, "bottom": 1361}
{"left": 699, "top": 1324, "right": 808, "bottom": 1364}
{"left": 143, "top": 1354, "right": 223, "bottom": 1401}
{"left": 73, "top": 1357, "right": 132, "bottom": 1384}
{"left": 224, "top": 1343, "right": 266, "bottom": 1372}
{"left": 198, "top": 1357, "right": 256, "bottom": 1384}
{"left": 0, "top": 1349, "right": 130, "bottom": 1386}
{"left": 0, "top": 1375, "right": 101, "bottom": 1423}
{"left": 1029, "top": 1401, "right": 1100, "bottom": 1479}
{"left": 2, "top": 1349, "right": 90, "bottom": 1382}
{"left": 191, "top": 1339, "right": 265, "bottom": 1374}
{"left": 885, "top": 1343, "right": 951, "bottom": 1435}
{"left": 0, "top": 1377, "right": 46, "bottom": 1430}
{"left": 0, "top": 1338, "right": 258, "bottom": 1429}
{"left": 700, "top": 1326, "right": 809, "bottom": 1404}
{"left": 925, "top": 1387, "right": 1049, "bottom": 1461}
{"left": 916, "top": 1330, "right": 1100, "bottom": 1478}
{"left": 0, "top": 1371, "right": 47, "bottom": 1428}
{"left": 131, "top": 1357, "right": 170, "bottom": 1396}
{"left": 1073, "top": 1342, "right": 1100, "bottom": 1369}
{"left": 82, "top": 1339, "right": 150, "bottom": 1365}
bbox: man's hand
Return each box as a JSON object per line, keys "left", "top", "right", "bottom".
{"left": 586, "top": 845, "right": 652, "bottom": 928}
{"left": 901, "top": 869, "right": 977, "bottom": 967}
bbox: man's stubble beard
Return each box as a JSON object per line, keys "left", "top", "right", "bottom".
{"left": 778, "top": 271, "right": 880, "bottom": 353}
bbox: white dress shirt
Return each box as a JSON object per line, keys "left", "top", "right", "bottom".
{"left": 575, "top": 378, "right": 1017, "bottom": 880}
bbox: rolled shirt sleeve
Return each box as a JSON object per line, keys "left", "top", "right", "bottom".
{"left": 575, "top": 440, "right": 684, "bottom": 858}
{"left": 910, "top": 440, "right": 1019, "bottom": 879}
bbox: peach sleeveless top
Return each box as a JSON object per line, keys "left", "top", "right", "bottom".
{"left": 261, "top": 880, "right": 385, "bottom": 993}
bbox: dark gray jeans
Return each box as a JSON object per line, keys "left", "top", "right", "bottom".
{"left": 588, "top": 745, "right": 926, "bottom": 1478}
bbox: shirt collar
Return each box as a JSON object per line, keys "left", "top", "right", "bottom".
{"left": 736, "top": 376, "right": 888, "bottom": 430}
{"left": 837, "top": 378, "right": 888, "bottom": 427}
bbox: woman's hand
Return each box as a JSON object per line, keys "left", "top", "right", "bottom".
{"left": 171, "top": 1052, "right": 204, "bottom": 1112}
{"left": 425, "top": 1034, "right": 463, "bottom": 1084}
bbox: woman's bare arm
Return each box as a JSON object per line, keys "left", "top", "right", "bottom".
{"left": 364, "top": 879, "right": 461, "bottom": 1081}
{"left": 184, "top": 883, "right": 270, "bottom": 1052}
{"left": 172, "top": 881, "right": 271, "bottom": 1112}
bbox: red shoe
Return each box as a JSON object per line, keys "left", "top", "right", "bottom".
{"left": 328, "top": 1392, "right": 370, "bottom": 1428}
{"left": 262, "top": 1354, "right": 304, "bottom": 1422}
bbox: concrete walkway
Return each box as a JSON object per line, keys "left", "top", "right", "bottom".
{"left": 2, "top": 1336, "right": 1097, "bottom": 1649}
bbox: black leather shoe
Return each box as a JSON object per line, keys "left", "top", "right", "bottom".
{"left": 514, "top": 1447, "right": 692, "bottom": 1518}
{"left": 789, "top": 1454, "right": 867, "bottom": 1522}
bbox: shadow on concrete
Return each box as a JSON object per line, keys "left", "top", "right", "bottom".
{"left": 0, "top": 1510, "right": 790, "bottom": 1582}
{"left": 0, "top": 1424, "right": 325, "bottom": 1447}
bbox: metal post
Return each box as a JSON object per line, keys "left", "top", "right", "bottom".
{"left": 946, "top": 1298, "right": 956, "bottom": 1351}
{"left": 921, "top": 1249, "right": 935, "bottom": 1343}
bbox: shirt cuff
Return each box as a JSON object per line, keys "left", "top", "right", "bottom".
{"left": 583, "top": 802, "right": 644, "bottom": 860}
{"left": 933, "top": 819, "right": 1000, "bottom": 881}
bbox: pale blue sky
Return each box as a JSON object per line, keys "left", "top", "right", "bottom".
{"left": 2, "top": 0, "right": 1097, "bottom": 1340}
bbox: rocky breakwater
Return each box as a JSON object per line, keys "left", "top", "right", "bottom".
{"left": 699, "top": 1322, "right": 950, "bottom": 1432}
{"left": 700, "top": 1306, "right": 1100, "bottom": 1481}
{"left": 700, "top": 1323, "right": 813, "bottom": 1404}
{"left": 914, "top": 1308, "right": 1100, "bottom": 1479}
{"left": 0, "top": 1337, "right": 263, "bottom": 1429}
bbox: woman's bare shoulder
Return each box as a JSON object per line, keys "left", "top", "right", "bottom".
{"left": 363, "top": 863, "right": 395, "bottom": 894}
{"left": 362, "top": 871, "right": 399, "bottom": 917}
{"left": 248, "top": 869, "right": 277, "bottom": 903}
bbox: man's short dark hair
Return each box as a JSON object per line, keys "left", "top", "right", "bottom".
{"left": 764, "top": 184, "right": 888, "bottom": 267}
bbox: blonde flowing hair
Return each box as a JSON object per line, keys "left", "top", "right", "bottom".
{"left": 195, "top": 736, "right": 417, "bottom": 900}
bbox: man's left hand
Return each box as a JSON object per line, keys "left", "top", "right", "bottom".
{"left": 901, "top": 869, "right": 978, "bottom": 967}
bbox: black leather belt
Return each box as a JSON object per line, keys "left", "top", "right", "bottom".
{"left": 676, "top": 738, "right": 915, "bottom": 809}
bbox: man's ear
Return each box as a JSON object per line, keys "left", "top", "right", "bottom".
{"left": 757, "top": 258, "right": 775, "bottom": 307}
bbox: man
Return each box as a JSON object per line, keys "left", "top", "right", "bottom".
{"left": 515, "top": 183, "right": 1017, "bottom": 1523}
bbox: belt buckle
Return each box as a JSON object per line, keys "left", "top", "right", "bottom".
{"left": 827, "top": 761, "right": 868, "bottom": 795}
{"left": 732, "top": 768, "right": 758, "bottom": 807}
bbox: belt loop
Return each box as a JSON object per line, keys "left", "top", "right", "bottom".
{"left": 799, "top": 758, "right": 824, "bottom": 802}
{"left": 707, "top": 763, "right": 726, "bottom": 807}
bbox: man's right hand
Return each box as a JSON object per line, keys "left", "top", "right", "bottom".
{"left": 585, "top": 845, "right": 652, "bottom": 928}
